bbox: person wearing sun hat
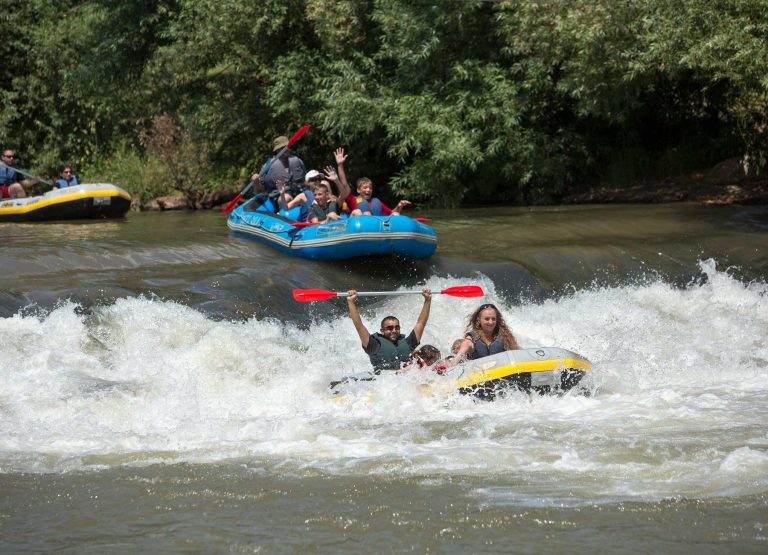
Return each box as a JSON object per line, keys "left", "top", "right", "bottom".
{"left": 249, "top": 135, "right": 306, "bottom": 211}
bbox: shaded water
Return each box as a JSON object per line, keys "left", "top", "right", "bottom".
{"left": 1, "top": 204, "right": 767, "bottom": 552}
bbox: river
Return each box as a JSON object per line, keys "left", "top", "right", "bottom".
{"left": 1, "top": 203, "right": 767, "bottom": 553}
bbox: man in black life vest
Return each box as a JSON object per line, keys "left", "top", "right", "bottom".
{"left": 346, "top": 288, "right": 432, "bottom": 373}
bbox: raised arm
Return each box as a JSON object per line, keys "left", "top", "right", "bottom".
{"left": 275, "top": 179, "right": 291, "bottom": 210}
{"left": 411, "top": 288, "right": 432, "bottom": 342}
{"left": 333, "top": 147, "right": 353, "bottom": 201}
{"left": 323, "top": 165, "right": 344, "bottom": 199}
{"left": 346, "top": 290, "right": 371, "bottom": 348}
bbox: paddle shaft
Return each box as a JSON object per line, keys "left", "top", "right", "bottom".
{"left": 0, "top": 162, "right": 51, "bottom": 186}
{"left": 342, "top": 291, "right": 431, "bottom": 298}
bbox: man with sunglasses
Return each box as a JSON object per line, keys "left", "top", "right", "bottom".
{"left": 0, "top": 149, "right": 37, "bottom": 198}
{"left": 346, "top": 288, "right": 432, "bottom": 373}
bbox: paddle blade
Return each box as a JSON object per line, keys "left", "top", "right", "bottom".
{"left": 439, "top": 285, "right": 484, "bottom": 298}
{"left": 291, "top": 221, "right": 319, "bottom": 228}
{"left": 293, "top": 289, "right": 338, "bottom": 302}
{"left": 287, "top": 125, "right": 311, "bottom": 147}
{"left": 220, "top": 192, "right": 243, "bottom": 214}
{"left": 412, "top": 217, "right": 432, "bottom": 222}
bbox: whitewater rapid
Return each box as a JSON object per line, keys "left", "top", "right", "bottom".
{"left": 1, "top": 259, "right": 766, "bottom": 504}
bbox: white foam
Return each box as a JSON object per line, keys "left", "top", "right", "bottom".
{"left": 0, "top": 260, "right": 766, "bottom": 502}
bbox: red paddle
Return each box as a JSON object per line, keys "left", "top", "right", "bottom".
{"left": 220, "top": 125, "right": 311, "bottom": 214}
{"left": 293, "top": 285, "right": 484, "bottom": 302}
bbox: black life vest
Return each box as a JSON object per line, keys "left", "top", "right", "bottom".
{"left": 467, "top": 331, "right": 505, "bottom": 360}
{"left": 367, "top": 332, "right": 413, "bottom": 372}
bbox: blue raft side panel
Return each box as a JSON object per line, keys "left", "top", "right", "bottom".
{"left": 227, "top": 199, "right": 437, "bottom": 260}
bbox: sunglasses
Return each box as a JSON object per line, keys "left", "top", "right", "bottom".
{"left": 478, "top": 303, "right": 497, "bottom": 311}
{"left": 382, "top": 325, "right": 401, "bottom": 331}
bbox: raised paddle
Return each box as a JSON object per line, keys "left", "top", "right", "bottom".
{"left": 220, "top": 125, "right": 311, "bottom": 214}
{"left": 292, "top": 285, "right": 484, "bottom": 302}
{"left": 0, "top": 161, "right": 52, "bottom": 186}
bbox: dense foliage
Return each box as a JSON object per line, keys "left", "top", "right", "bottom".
{"left": 2, "top": 0, "right": 766, "bottom": 207}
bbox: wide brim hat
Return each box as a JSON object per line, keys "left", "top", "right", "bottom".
{"left": 272, "top": 136, "right": 290, "bottom": 152}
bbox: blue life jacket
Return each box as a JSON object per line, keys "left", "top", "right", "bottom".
{"left": 55, "top": 175, "right": 79, "bottom": 188}
{"left": 0, "top": 166, "right": 20, "bottom": 186}
{"left": 356, "top": 196, "right": 382, "bottom": 215}
{"left": 297, "top": 188, "right": 315, "bottom": 222}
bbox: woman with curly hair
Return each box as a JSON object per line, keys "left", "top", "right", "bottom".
{"left": 455, "top": 303, "right": 521, "bottom": 360}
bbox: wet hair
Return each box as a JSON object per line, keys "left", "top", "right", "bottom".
{"left": 380, "top": 316, "right": 399, "bottom": 329}
{"left": 416, "top": 345, "right": 441, "bottom": 365}
{"left": 451, "top": 339, "right": 464, "bottom": 353}
{"left": 465, "top": 303, "right": 520, "bottom": 350}
{"left": 58, "top": 163, "right": 73, "bottom": 174}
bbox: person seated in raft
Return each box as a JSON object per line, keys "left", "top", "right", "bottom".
{"left": 454, "top": 303, "right": 521, "bottom": 360}
{"left": 288, "top": 165, "right": 358, "bottom": 222}
{"left": 308, "top": 179, "right": 341, "bottom": 223}
{"left": 450, "top": 338, "right": 464, "bottom": 356}
{"left": 277, "top": 169, "right": 338, "bottom": 222}
{"left": 346, "top": 288, "right": 432, "bottom": 374}
{"left": 283, "top": 169, "right": 319, "bottom": 221}
{"left": 54, "top": 163, "right": 79, "bottom": 189}
{"left": 400, "top": 345, "right": 442, "bottom": 371}
{"left": 0, "top": 148, "right": 38, "bottom": 199}
{"left": 437, "top": 339, "right": 465, "bottom": 365}
{"left": 355, "top": 176, "right": 411, "bottom": 216}
{"left": 282, "top": 147, "right": 363, "bottom": 221}
{"left": 250, "top": 135, "right": 306, "bottom": 211}
{"left": 330, "top": 147, "right": 362, "bottom": 217}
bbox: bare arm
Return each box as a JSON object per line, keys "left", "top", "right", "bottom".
{"left": 287, "top": 192, "right": 307, "bottom": 209}
{"left": 333, "top": 148, "right": 353, "bottom": 201}
{"left": 323, "top": 165, "right": 345, "bottom": 201}
{"left": 275, "top": 179, "right": 292, "bottom": 210}
{"left": 454, "top": 336, "right": 474, "bottom": 359}
{"left": 411, "top": 288, "right": 432, "bottom": 343}
{"left": 391, "top": 199, "right": 412, "bottom": 216}
{"left": 346, "top": 290, "right": 371, "bottom": 349}
{"left": 249, "top": 174, "right": 264, "bottom": 193}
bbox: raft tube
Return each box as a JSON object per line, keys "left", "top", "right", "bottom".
{"left": 0, "top": 183, "right": 131, "bottom": 223}
{"left": 227, "top": 198, "right": 437, "bottom": 260}
{"left": 330, "top": 347, "right": 592, "bottom": 399}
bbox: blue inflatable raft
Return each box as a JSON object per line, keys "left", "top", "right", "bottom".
{"left": 227, "top": 199, "right": 437, "bottom": 260}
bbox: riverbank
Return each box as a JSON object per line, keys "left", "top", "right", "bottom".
{"left": 141, "top": 157, "right": 768, "bottom": 211}
{"left": 562, "top": 158, "right": 768, "bottom": 206}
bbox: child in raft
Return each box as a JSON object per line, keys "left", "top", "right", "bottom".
{"left": 355, "top": 176, "right": 411, "bottom": 216}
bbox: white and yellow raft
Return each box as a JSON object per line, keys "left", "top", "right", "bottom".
{"left": 330, "top": 347, "right": 592, "bottom": 400}
{"left": 0, "top": 183, "right": 131, "bottom": 223}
